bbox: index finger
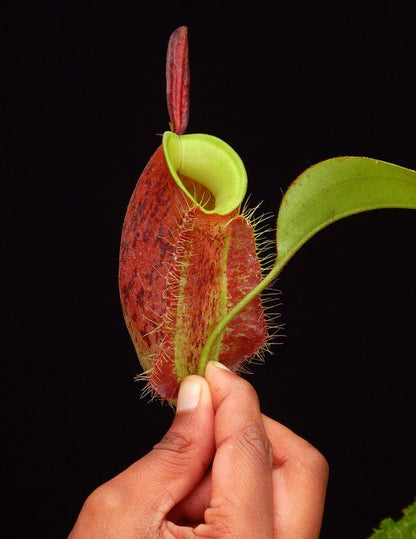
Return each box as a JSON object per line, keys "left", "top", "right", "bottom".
{"left": 194, "top": 361, "right": 274, "bottom": 538}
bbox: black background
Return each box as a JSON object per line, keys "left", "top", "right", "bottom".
{"left": 3, "top": 2, "right": 415, "bottom": 537}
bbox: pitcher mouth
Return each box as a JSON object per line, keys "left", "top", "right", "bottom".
{"left": 179, "top": 173, "right": 216, "bottom": 211}
{"left": 162, "top": 131, "right": 248, "bottom": 215}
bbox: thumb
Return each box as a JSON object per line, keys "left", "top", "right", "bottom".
{"left": 68, "top": 376, "right": 214, "bottom": 537}
{"left": 133, "top": 375, "right": 215, "bottom": 516}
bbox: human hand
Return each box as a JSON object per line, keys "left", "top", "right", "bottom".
{"left": 69, "top": 361, "right": 328, "bottom": 538}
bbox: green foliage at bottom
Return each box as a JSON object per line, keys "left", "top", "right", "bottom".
{"left": 369, "top": 499, "right": 416, "bottom": 538}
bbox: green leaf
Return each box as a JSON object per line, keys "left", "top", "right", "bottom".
{"left": 368, "top": 498, "right": 416, "bottom": 538}
{"left": 198, "top": 156, "right": 416, "bottom": 373}
{"left": 275, "top": 157, "right": 416, "bottom": 271}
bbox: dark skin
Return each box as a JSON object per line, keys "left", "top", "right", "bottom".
{"left": 69, "top": 361, "right": 328, "bottom": 538}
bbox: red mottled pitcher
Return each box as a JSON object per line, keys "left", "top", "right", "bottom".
{"left": 119, "top": 27, "right": 267, "bottom": 401}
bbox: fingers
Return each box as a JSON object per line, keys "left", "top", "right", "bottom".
{"left": 262, "top": 415, "right": 329, "bottom": 538}
{"left": 194, "top": 361, "right": 275, "bottom": 537}
{"left": 69, "top": 375, "right": 215, "bottom": 537}
{"left": 69, "top": 363, "right": 329, "bottom": 538}
{"left": 190, "top": 362, "right": 328, "bottom": 539}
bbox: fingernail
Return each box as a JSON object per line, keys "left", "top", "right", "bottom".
{"left": 176, "top": 378, "right": 202, "bottom": 412}
{"left": 209, "top": 361, "right": 231, "bottom": 371}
